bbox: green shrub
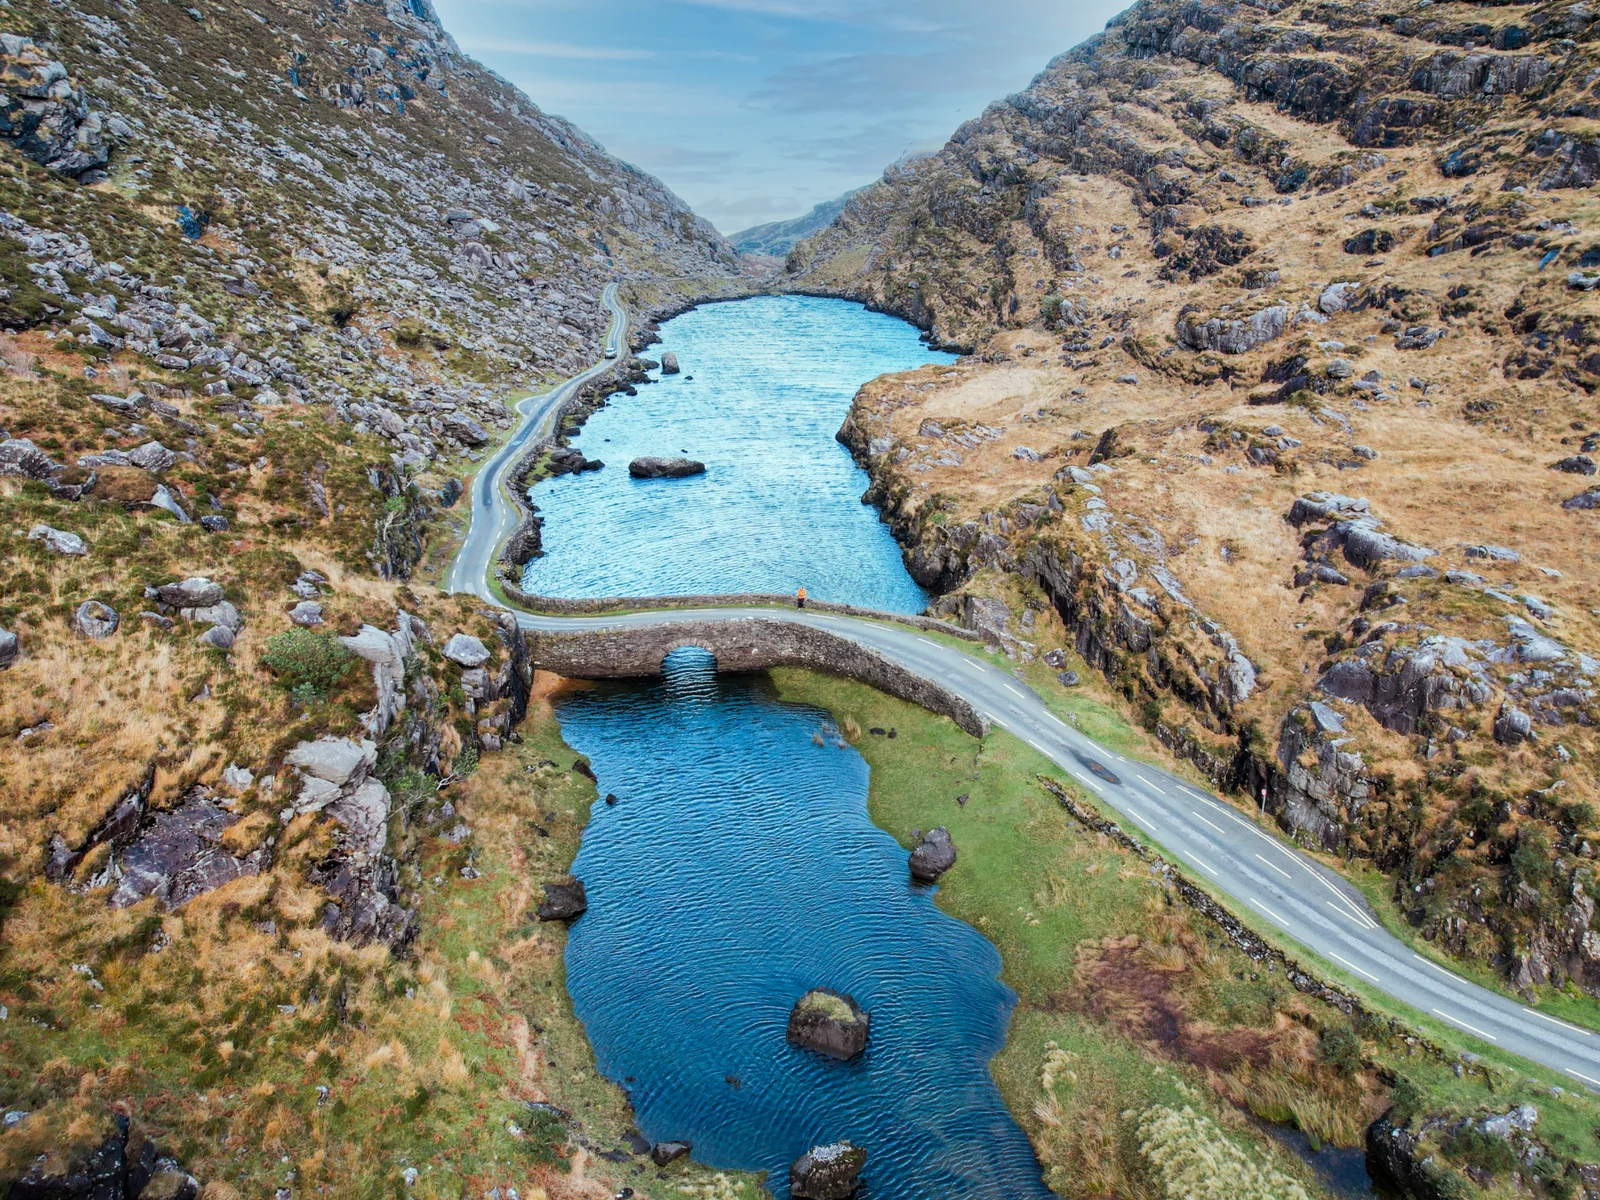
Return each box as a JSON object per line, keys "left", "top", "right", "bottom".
{"left": 1441, "top": 1127, "right": 1517, "bottom": 1177}
{"left": 261, "top": 628, "right": 354, "bottom": 699}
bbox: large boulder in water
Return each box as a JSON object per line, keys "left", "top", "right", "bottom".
{"left": 660, "top": 351, "right": 680, "bottom": 374}
{"left": 629, "top": 456, "right": 705, "bottom": 479}
{"left": 790, "top": 1142, "right": 866, "bottom": 1199}
{"left": 537, "top": 878, "right": 587, "bottom": 921}
{"left": 909, "top": 827, "right": 957, "bottom": 882}
{"left": 786, "top": 987, "right": 869, "bottom": 1060}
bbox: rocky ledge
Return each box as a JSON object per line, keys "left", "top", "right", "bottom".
{"left": 628, "top": 456, "right": 705, "bottom": 479}
{"left": 790, "top": 1141, "right": 867, "bottom": 1199}
{"left": 786, "top": 987, "right": 870, "bottom": 1060}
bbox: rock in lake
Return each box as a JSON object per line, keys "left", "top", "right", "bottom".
{"left": 786, "top": 987, "right": 869, "bottom": 1060}
{"left": 73, "top": 600, "right": 119, "bottom": 639}
{"left": 660, "top": 350, "right": 680, "bottom": 374}
{"left": 909, "top": 826, "right": 957, "bottom": 882}
{"left": 650, "top": 1141, "right": 691, "bottom": 1166}
{"left": 628, "top": 456, "right": 705, "bottom": 479}
{"left": 537, "top": 878, "right": 587, "bottom": 921}
{"left": 790, "top": 1141, "right": 867, "bottom": 1200}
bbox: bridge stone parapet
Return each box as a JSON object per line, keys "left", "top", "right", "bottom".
{"left": 524, "top": 617, "right": 989, "bottom": 739}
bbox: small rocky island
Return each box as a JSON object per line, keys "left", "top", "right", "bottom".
{"left": 629, "top": 456, "right": 706, "bottom": 479}
{"left": 908, "top": 827, "right": 957, "bottom": 882}
{"left": 536, "top": 877, "right": 587, "bottom": 921}
{"left": 790, "top": 1141, "right": 867, "bottom": 1199}
{"left": 786, "top": 987, "right": 870, "bottom": 1060}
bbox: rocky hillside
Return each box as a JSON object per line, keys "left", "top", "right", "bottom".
{"left": 789, "top": 0, "right": 1600, "bottom": 1005}
{"left": 0, "top": 0, "right": 758, "bottom": 1192}
{"left": 731, "top": 188, "right": 862, "bottom": 258}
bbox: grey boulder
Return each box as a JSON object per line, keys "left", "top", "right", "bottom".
{"left": 787, "top": 987, "right": 870, "bottom": 1061}
{"left": 156, "top": 577, "right": 224, "bottom": 608}
{"left": 1493, "top": 703, "right": 1533, "bottom": 746}
{"left": 73, "top": 600, "right": 118, "bottom": 638}
{"left": 28, "top": 523, "right": 87, "bottom": 555}
{"left": 650, "top": 1141, "right": 691, "bottom": 1167}
{"left": 0, "top": 625, "right": 16, "bottom": 668}
{"left": 628, "top": 456, "right": 705, "bottom": 479}
{"left": 288, "top": 600, "right": 324, "bottom": 627}
{"left": 285, "top": 736, "right": 377, "bottom": 788}
{"left": 1552, "top": 454, "right": 1597, "bottom": 476}
{"left": 790, "top": 1142, "right": 867, "bottom": 1200}
{"left": 443, "top": 632, "right": 491, "bottom": 668}
{"left": 660, "top": 351, "right": 680, "bottom": 374}
{"left": 909, "top": 827, "right": 957, "bottom": 882}
{"left": 127, "top": 441, "right": 178, "bottom": 473}
{"left": 1564, "top": 486, "right": 1600, "bottom": 511}
{"left": 197, "top": 625, "right": 235, "bottom": 650}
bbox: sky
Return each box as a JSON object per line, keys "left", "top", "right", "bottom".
{"left": 430, "top": 0, "right": 1130, "bottom": 235}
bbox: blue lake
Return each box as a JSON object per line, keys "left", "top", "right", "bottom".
{"left": 521, "top": 294, "right": 952, "bottom": 612}
{"left": 555, "top": 649, "right": 1054, "bottom": 1200}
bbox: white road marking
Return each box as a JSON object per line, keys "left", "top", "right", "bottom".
{"left": 1255, "top": 853, "right": 1293, "bottom": 882}
{"left": 1134, "top": 772, "right": 1165, "bottom": 794}
{"left": 1327, "top": 900, "right": 1378, "bottom": 931}
{"left": 1192, "top": 811, "right": 1227, "bottom": 836}
{"left": 1329, "top": 952, "right": 1381, "bottom": 984}
{"left": 1027, "top": 740, "right": 1049, "bottom": 755}
{"left": 917, "top": 637, "right": 939, "bottom": 648}
{"left": 1005, "top": 683, "right": 1026, "bottom": 698}
{"left": 1523, "top": 1007, "right": 1594, "bottom": 1037}
{"left": 1184, "top": 851, "right": 1220, "bottom": 877}
{"left": 1412, "top": 953, "right": 1462, "bottom": 982}
{"left": 1432, "top": 1009, "right": 1498, "bottom": 1042}
{"left": 1249, "top": 897, "right": 1288, "bottom": 924}
{"left": 1569, "top": 1068, "right": 1600, "bottom": 1088}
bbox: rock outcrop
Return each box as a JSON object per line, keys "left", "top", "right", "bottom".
{"left": 659, "top": 351, "right": 680, "bottom": 374}
{"left": 790, "top": 1142, "right": 866, "bottom": 1200}
{"left": 786, "top": 988, "right": 870, "bottom": 1061}
{"left": 536, "top": 878, "right": 587, "bottom": 922}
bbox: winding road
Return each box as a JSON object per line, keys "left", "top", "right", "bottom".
{"left": 448, "top": 287, "right": 1600, "bottom": 1088}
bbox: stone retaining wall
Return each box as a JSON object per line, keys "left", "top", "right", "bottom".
{"left": 527, "top": 617, "right": 990, "bottom": 739}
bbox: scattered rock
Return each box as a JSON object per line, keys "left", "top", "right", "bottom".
{"left": 154, "top": 577, "right": 224, "bottom": 608}
{"left": 1056, "top": 670, "right": 1081, "bottom": 686}
{"left": 1479, "top": 1104, "right": 1539, "bottom": 1138}
{"left": 909, "top": 826, "right": 957, "bottom": 882}
{"left": 546, "top": 446, "right": 603, "bottom": 475}
{"left": 1464, "top": 544, "right": 1520, "bottom": 563}
{"left": 1493, "top": 702, "right": 1533, "bottom": 746}
{"left": 126, "top": 441, "right": 177, "bottom": 473}
{"left": 1564, "top": 485, "right": 1600, "bottom": 510}
{"left": 628, "top": 456, "right": 706, "bottom": 479}
{"left": 442, "top": 632, "right": 491, "bottom": 668}
{"left": 1552, "top": 454, "right": 1597, "bottom": 476}
{"left": 197, "top": 625, "right": 234, "bottom": 651}
{"left": 72, "top": 600, "right": 118, "bottom": 639}
{"left": 536, "top": 878, "right": 587, "bottom": 921}
{"left": 1176, "top": 305, "right": 1288, "bottom": 354}
{"left": 790, "top": 1142, "right": 867, "bottom": 1200}
{"left": 786, "top": 988, "right": 870, "bottom": 1061}
{"left": 285, "top": 736, "right": 377, "bottom": 789}
{"left": 649, "top": 1141, "right": 691, "bottom": 1167}
{"left": 288, "top": 600, "right": 324, "bottom": 626}
{"left": 27, "top": 523, "right": 87, "bottom": 555}
{"left": 199, "top": 514, "right": 230, "bottom": 532}
{"left": 660, "top": 351, "right": 680, "bottom": 374}
{"left": 110, "top": 797, "right": 267, "bottom": 909}
{"left": 1319, "top": 282, "right": 1360, "bottom": 314}
{"left": 0, "top": 625, "right": 16, "bottom": 668}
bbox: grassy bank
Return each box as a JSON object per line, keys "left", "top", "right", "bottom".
{"left": 768, "top": 667, "right": 1600, "bottom": 1200}
{"left": 0, "top": 683, "right": 762, "bottom": 1200}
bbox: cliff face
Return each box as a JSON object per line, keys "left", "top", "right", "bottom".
{"left": 799, "top": 0, "right": 1600, "bottom": 1000}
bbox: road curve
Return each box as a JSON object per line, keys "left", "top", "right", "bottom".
{"left": 449, "top": 290, "right": 1599, "bottom": 1087}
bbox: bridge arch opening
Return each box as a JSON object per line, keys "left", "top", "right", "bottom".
{"left": 661, "top": 644, "right": 719, "bottom": 698}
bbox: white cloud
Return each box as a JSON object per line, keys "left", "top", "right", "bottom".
{"left": 458, "top": 37, "right": 656, "bottom": 59}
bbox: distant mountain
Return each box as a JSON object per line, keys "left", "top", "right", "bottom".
{"left": 732, "top": 189, "right": 863, "bottom": 257}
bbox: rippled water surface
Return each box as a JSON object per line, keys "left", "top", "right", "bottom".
{"left": 556, "top": 650, "right": 1052, "bottom": 1200}
{"left": 522, "top": 295, "right": 952, "bottom": 611}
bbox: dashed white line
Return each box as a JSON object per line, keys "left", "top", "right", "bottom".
{"left": 1254, "top": 853, "right": 1293, "bottom": 882}
{"left": 1327, "top": 900, "right": 1378, "bottom": 931}
{"left": 916, "top": 637, "right": 939, "bottom": 648}
{"left": 1005, "top": 683, "right": 1026, "bottom": 699}
{"left": 1183, "top": 851, "right": 1220, "bottom": 877}
{"left": 1328, "top": 951, "right": 1381, "bottom": 984}
{"left": 1569, "top": 1068, "right": 1600, "bottom": 1088}
{"left": 1027, "top": 740, "right": 1049, "bottom": 756}
{"left": 1412, "top": 953, "right": 1462, "bottom": 982}
{"left": 1432, "top": 1008, "right": 1498, "bottom": 1042}
{"left": 1192, "top": 811, "right": 1227, "bottom": 836}
{"left": 1134, "top": 772, "right": 1165, "bottom": 794}
{"left": 1249, "top": 897, "right": 1288, "bottom": 924}
{"left": 1523, "top": 1007, "right": 1595, "bottom": 1038}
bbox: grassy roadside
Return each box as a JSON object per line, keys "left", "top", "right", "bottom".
{"left": 767, "top": 666, "right": 1600, "bottom": 1200}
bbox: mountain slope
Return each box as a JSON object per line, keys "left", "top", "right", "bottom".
{"left": 786, "top": 0, "right": 1600, "bottom": 1014}
{"left": 731, "top": 188, "right": 862, "bottom": 257}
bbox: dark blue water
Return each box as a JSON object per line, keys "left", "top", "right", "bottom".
{"left": 521, "top": 295, "right": 952, "bottom": 612}
{"left": 555, "top": 650, "right": 1052, "bottom": 1200}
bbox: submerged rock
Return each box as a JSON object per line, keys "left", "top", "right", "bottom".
{"left": 786, "top": 987, "right": 870, "bottom": 1060}
{"left": 909, "top": 826, "right": 957, "bottom": 882}
{"left": 790, "top": 1141, "right": 867, "bottom": 1199}
{"left": 537, "top": 877, "right": 587, "bottom": 921}
{"left": 628, "top": 456, "right": 705, "bottom": 479}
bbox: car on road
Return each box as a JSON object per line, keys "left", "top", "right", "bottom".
{"left": 604, "top": 347, "right": 618, "bottom": 359}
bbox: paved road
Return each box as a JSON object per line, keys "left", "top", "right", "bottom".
{"left": 449, "top": 291, "right": 1600, "bottom": 1087}
{"left": 447, "top": 282, "right": 626, "bottom": 597}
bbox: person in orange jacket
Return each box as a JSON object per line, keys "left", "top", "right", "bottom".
{"left": 796, "top": 586, "right": 807, "bottom": 609}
